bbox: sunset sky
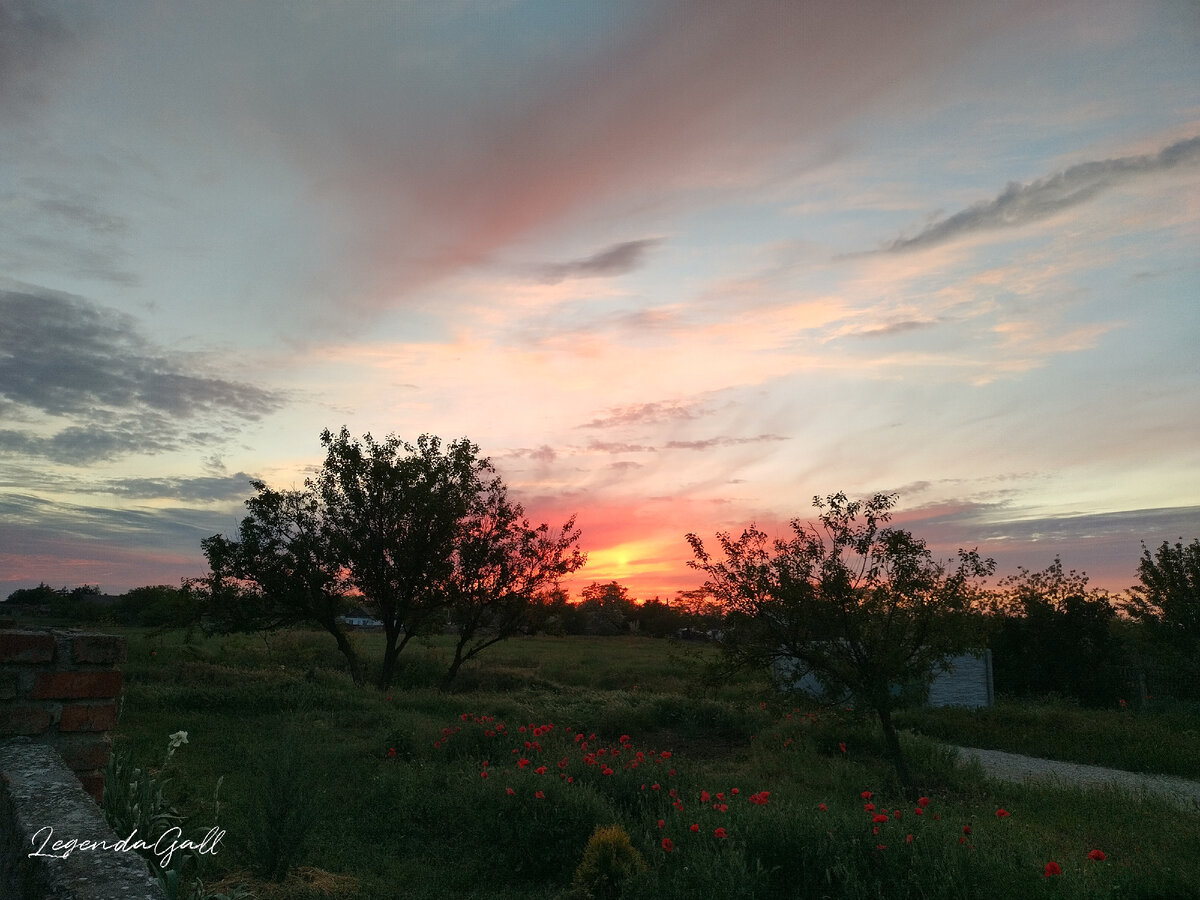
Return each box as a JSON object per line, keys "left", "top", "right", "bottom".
{"left": 2, "top": 0, "right": 1198, "bottom": 601}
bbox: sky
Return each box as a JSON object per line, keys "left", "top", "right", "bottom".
{"left": 1, "top": 0, "right": 1198, "bottom": 601}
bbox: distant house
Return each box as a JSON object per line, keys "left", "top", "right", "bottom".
{"left": 337, "top": 608, "right": 383, "bottom": 629}
{"left": 775, "top": 650, "right": 994, "bottom": 709}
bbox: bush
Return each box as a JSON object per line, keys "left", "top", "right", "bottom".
{"left": 573, "top": 824, "right": 647, "bottom": 899}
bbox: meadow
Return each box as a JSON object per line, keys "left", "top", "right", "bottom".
{"left": 107, "top": 628, "right": 1200, "bottom": 899}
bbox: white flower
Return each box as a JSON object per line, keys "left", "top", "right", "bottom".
{"left": 167, "top": 730, "right": 189, "bottom": 757}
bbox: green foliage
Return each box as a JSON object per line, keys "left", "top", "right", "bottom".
{"left": 573, "top": 824, "right": 647, "bottom": 899}
{"left": 687, "top": 492, "right": 994, "bottom": 788}
{"left": 241, "top": 744, "right": 324, "bottom": 882}
{"left": 1127, "top": 537, "right": 1200, "bottom": 698}
{"left": 4, "top": 581, "right": 65, "bottom": 605}
{"left": 989, "top": 557, "right": 1128, "bottom": 707}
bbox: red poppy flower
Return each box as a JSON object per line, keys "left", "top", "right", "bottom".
{"left": 700, "top": 790, "right": 710, "bottom": 803}
{"left": 387, "top": 747, "right": 396, "bottom": 758}
{"left": 838, "top": 742, "right": 847, "bottom": 754}
{"left": 913, "top": 807, "right": 923, "bottom": 816}
{"left": 479, "top": 771, "right": 488, "bottom": 778}
{"left": 657, "top": 819, "right": 665, "bottom": 829}
{"left": 714, "top": 803, "right": 728, "bottom": 812}
{"left": 917, "top": 796, "right": 930, "bottom": 808}
{"left": 673, "top": 800, "right": 684, "bottom": 811}
{"left": 619, "top": 734, "right": 630, "bottom": 744}
{"left": 730, "top": 788, "right": 739, "bottom": 795}
{"left": 905, "top": 834, "right": 913, "bottom": 844}
{"left": 661, "top": 838, "right": 673, "bottom": 852}
{"left": 505, "top": 787, "right": 515, "bottom": 796}
{"left": 535, "top": 766, "right": 546, "bottom": 775}
{"left": 660, "top": 750, "right": 672, "bottom": 759}
{"left": 1043, "top": 861, "right": 1061, "bottom": 877}
{"left": 860, "top": 790, "right": 872, "bottom": 799}
{"left": 534, "top": 790, "right": 545, "bottom": 799}
{"left": 749, "top": 791, "right": 770, "bottom": 805}
{"left": 1088, "top": 849, "right": 1106, "bottom": 861}
{"left": 863, "top": 802, "right": 875, "bottom": 811}
{"left": 995, "top": 809, "right": 1010, "bottom": 818}
{"left": 518, "top": 758, "right": 530, "bottom": 769}
{"left": 602, "top": 766, "right": 614, "bottom": 776}
{"left": 818, "top": 803, "right": 828, "bottom": 811}
{"left": 872, "top": 814, "right": 889, "bottom": 824}
{"left": 962, "top": 825, "right": 971, "bottom": 835}
{"left": 875, "top": 844, "right": 886, "bottom": 850}
{"left": 689, "top": 823, "right": 699, "bottom": 833}
{"left": 713, "top": 827, "right": 727, "bottom": 839}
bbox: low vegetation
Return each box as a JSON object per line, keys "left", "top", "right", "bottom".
{"left": 105, "top": 628, "right": 1200, "bottom": 900}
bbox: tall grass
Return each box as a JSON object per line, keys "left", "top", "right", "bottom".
{"left": 108, "top": 627, "right": 1200, "bottom": 899}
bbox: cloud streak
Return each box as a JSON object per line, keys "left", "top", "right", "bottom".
{"left": 0, "top": 288, "right": 285, "bottom": 463}
{"left": 538, "top": 238, "right": 661, "bottom": 283}
{"left": 885, "top": 135, "right": 1200, "bottom": 252}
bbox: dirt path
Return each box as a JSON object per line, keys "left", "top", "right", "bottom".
{"left": 947, "top": 744, "right": 1200, "bottom": 813}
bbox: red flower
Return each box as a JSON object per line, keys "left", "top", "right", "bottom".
{"left": 1044, "top": 861, "right": 1061, "bottom": 877}
{"left": 818, "top": 803, "right": 828, "bottom": 811}
{"left": 962, "top": 825, "right": 971, "bottom": 835}
{"left": 713, "top": 827, "right": 727, "bottom": 839}
{"left": 661, "top": 838, "right": 673, "bottom": 852}
{"left": 518, "top": 758, "right": 530, "bottom": 769}
{"left": 479, "top": 771, "right": 488, "bottom": 778}
{"left": 995, "top": 809, "right": 1010, "bottom": 818}
{"left": 387, "top": 747, "right": 396, "bottom": 758}
{"left": 660, "top": 750, "right": 672, "bottom": 759}
{"left": 619, "top": 734, "right": 630, "bottom": 743}
{"left": 863, "top": 802, "right": 875, "bottom": 811}
{"left": 913, "top": 807, "right": 923, "bottom": 816}
{"left": 749, "top": 791, "right": 770, "bottom": 805}
{"left": 505, "top": 787, "right": 515, "bottom": 796}
{"left": 673, "top": 800, "right": 684, "bottom": 811}
{"left": 730, "top": 788, "right": 739, "bottom": 795}
{"left": 602, "top": 766, "right": 614, "bottom": 776}
{"left": 689, "top": 823, "right": 699, "bottom": 833}
{"left": 700, "top": 790, "right": 711, "bottom": 803}
{"left": 534, "top": 790, "right": 545, "bottom": 799}
{"left": 875, "top": 844, "right": 886, "bottom": 851}
{"left": 917, "top": 796, "right": 930, "bottom": 808}
{"left": 860, "top": 790, "right": 872, "bottom": 799}
{"left": 872, "top": 814, "right": 889, "bottom": 824}
{"left": 1088, "top": 849, "right": 1106, "bottom": 862}
{"left": 535, "top": 766, "right": 546, "bottom": 775}
{"left": 838, "top": 742, "right": 847, "bottom": 754}
{"left": 656, "top": 819, "right": 665, "bottom": 829}
{"left": 905, "top": 834, "right": 913, "bottom": 844}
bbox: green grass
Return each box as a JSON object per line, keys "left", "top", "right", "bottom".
{"left": 108, "top": 628, "right": 1200, "bottom": 899}
{"left": 895, "top": 699, "right": 1200, "bottom": 779}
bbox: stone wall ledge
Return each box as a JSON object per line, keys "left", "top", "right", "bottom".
{"left": 0, "top": 738, "right": 165, "bottom": 899}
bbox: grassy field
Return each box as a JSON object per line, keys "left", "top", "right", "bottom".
{"left": 107, "top": 628, "right": 1200, "bottom": 899}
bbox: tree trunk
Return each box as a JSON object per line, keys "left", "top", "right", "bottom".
{"left": 441, "top": 649, "right": 466, "bottom": 692}
{"left": 378, "top": 632, "right": 401, "bottom": 690}
{"left": 876, "top": 705, "right": 915, "bottom": 796}
{"left": 320, "top": 618, "right": 363, "bottom": 685}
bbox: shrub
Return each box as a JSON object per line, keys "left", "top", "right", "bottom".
{"left": 573, "top": 824, "right": 647, "bottom": 899}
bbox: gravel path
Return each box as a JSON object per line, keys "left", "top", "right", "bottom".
{"left": 948, "top": 745, "right": 1200, "bottom": 813}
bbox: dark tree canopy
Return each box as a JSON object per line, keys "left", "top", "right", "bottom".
{"left": 687, "top": 491, "right": 994, "bottom": 790}
{"left": 202, "top": 480, "right": 363, "bottom": 683}
{"left": 1126, "top": 537, "right": 1200, "bottom": 698}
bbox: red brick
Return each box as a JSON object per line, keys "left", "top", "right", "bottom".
{"left": 0, "top": 631, "right": 55, "bottom": 663}
{"left": 0, "top": 705, "right": 52, "bottom": 735}
{"left": 71, "top": 635, "right": 127, "bottom": 665}
{"left": 59, "top": 702, "right": 118, "bottom": 732}
{"left": 56, "top": 736, "right": 111, "bottom": 772}
{"left": 32, "top": 670, "right": 122, "bottom": 700}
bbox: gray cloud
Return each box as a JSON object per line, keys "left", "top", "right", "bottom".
{"left": 851, "top": 320, "right": 938, "bottom": 338}
{"left": 885, "top": 135, "right": 1200, "bottom": 252}
{"left": 588, "top": 440, "right": 657, "bottom": 454}
{"left": 539, "top": 238, "right": 661, "bottom": 284}
{"left": 101, "top": 473, "right": 257, "bottom": 504}
{"left": 0, "top": 288, "right": 286, "bottom": 464}
{"left": 0, "top": 0, "right": 81, "bottom": 113}
{"left": 581, "top": 400, "right": 705, "bottom": 430}
{"left": 664, "top": 434, "right": 789, "bottom": 451}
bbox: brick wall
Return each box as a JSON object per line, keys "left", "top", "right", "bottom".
{"left": 0, "top": 628, "right": 126, "bottom": 802}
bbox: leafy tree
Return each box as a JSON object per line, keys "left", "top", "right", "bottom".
{"left": 1126, "top": 537, "right": 1200, "bottom": 698}
{"left": 440, "top": 479, "right": 584, "bottom": 687}
{"left": 686, "top": 492, "right": 993, "bottom": 791}
{"left": 314, "top": 428, "right": 490, "bottom": 688}
{"left": 577, "top": 581, "right": 638, "bottom": 635}
{"left": 202, "top": 481, "right": 364, "bottom": 683}
{"left": 5, "top": 583, "right": 65, "bottom": 605}
{"left": 314, "top": 427, "right": 582, "bottom": 689}
{"left": 989, "top": 557, "right": 1127, "bottom": 706}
